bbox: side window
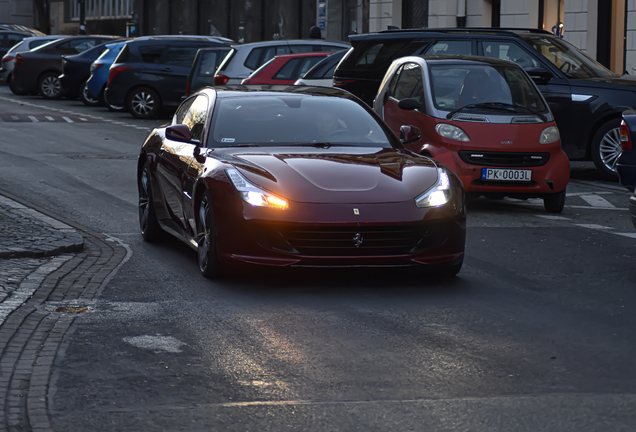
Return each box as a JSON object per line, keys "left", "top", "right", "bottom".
{"left": 176, "top": 95, "right": 208, "bottom": 142}
{"left": 289, "top": 45, "right": 314, "bottom": 53}
{"left": 164, "top": 46, "right": 201, "bottom": 66}
{"left": 7, "top": 33, "right": 23, "bottom": 48}
{"left": 138, "top": 45, "right": 163, "bottom": 63}
{"left": 393, "top": 62, "right": 424, "bottom": 102}
{"left": 244, "top": 47, "right": 264, "bottom": 70}
{"left": 423, "top": 40, "right": 472, "bottom": 56}
{"left": 387, "top": 65, "right": 403, "bottom": 97}
{"left": 273, "top": 58, "right": 302, "bottom": 80}
{"left": 482, "top": 41, "right": 540, "bottom": 69}
{"left": 297, "top": 57, "right": 324, "bottom": 77}
{"left": 175, "top": 98, "right": 195, "bottom": 125}
{"left": 355, "top": 42, "right": 409, "bottom": 67}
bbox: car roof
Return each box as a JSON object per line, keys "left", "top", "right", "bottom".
{"left": 209, "top": 84, "right": 357, "bottom": 100}
{"left": 231, "top": 39, "right": 349, "bottom": 48}
{"left": 349, "top": 27, "right": 553, "bottom": 41}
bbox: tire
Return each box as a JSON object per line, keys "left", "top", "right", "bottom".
{"left": 8, "top": 74, "right": 28, "bottom": 95}
{"left": 591, "top": 119, "right": 621, "bottom": 180}
{"left": 127, "top": 87, "right": 161, "bottom": 119}
{"left": 138, "top": 163, "right": 163, "bottom": 241}
{"left": 544, "top": 188, "right": 566, "bottom": 213}
{"left": 80, "top": 79, "right": 103, "bottom": 106}
{"left": 38, "top": 72, "right": 63, "bottom": 99}
{"left": 197, "top": 191, "right": 223, "bottom": 279}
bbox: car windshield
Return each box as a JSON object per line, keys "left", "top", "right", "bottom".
{"left": 429, "top": 64, "right": 548, "bottom": 114}
{"left": 522, "top": 35, "right": 616, "bottom": 79}
{"left": 209, "top": 94, "right": 393, "bottom": 148}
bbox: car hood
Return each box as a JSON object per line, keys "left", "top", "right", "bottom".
{"left": 217, "top": 147, "right": 440, "bottom": 204}
{"left": 575, "top": 74, "right": 636, "bottom": 89}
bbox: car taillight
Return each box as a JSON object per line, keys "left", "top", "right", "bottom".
{"left": 621, "top": 119, "right": 633, "bottom": 151}
{"left": 90, "top": 62, "right": 104, "bottom": 72}
{"left": 213, "top": 74, "right": 229, "bottom": 85}
{"left": 14, "top": 55, "right": 23, "bottom": 67}
{"left": 333, "top": 78, "right": 355, "bottom": 87}
{"left": 107, "top": 65, "right": 131, "bottom": 84}
{"left": 2, "top": 56, "right": 14, "bottom": 63}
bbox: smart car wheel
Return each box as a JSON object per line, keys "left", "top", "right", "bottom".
{"left": 80, "top": 79, "right": 102, "bottom": 106}
{"left": 8, "top": 74, "right": 28, "bottom": 95}
{"left": 128, "top": 87, "right": 161, "bottom": 119}
{"left": 138, "top": 163, "right": 163, "bottom": 241}
{"left": 39, "top": 72, "right": 62, "bottom": 99}
{"left": 591, "top": 119, "right": 621, "bottom": 180}
{"left": 543, "top": 189, "right": 566, "bottom": 214}
{"left": 197, "top": 192, "right": 223, "bottom": 279}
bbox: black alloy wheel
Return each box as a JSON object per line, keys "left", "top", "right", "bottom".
{"left": 8, "top": 74, "right": 28, "bottom": 95}
{"left": 79, "top": 79, "right": 102, "bottom": 106}
{"left": 39, "top": 72, "right": 63, "bottom": 99}
{"left": 127, "top": 87, "right": 161, "bottom": 119}
{"left": 543, "top": 188, "right": 566, "bottom": 213}
{"left": 591, "top": 119, "right": 621, "bottom": 181}
{"left": 197, "top": 191, "right": 223, "bottom": 278}
{"left": 138, "top": 163, "right": 163, "bottom": 241}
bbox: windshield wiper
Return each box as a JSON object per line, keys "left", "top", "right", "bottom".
{"left": 447, "top": 102, "right": 546, "bottom": 121}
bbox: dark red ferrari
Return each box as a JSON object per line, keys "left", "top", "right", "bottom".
{"left": 137, "top": 85, "right": 466, "bottom": 278}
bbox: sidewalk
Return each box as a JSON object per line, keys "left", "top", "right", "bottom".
{"left": 0, "top": 194, "right": 84, "bottom": 259}
{"left": 0, "top": 192, "right": 126, "bottom": 431}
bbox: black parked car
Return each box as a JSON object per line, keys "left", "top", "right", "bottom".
{"left": 334, "top": 28, "right": 636, "bottom": 179}
{"left": 105, "top": 37, "right": 229, "bottom": 119}
{"left": 59, "top": 39, "right": 126, "bottom": 105}
{"left": 184, "top": 46, "right": 232, "bottom": 97}
{"left": 11, "top": 35, "right": 119, "bottom": 98}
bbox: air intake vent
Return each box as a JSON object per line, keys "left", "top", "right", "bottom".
{"left": 511, "top": 117, "right": 543, "bottom": 124}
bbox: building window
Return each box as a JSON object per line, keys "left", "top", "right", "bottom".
{"left": 402, "top": 0, "right": 428, "bottom": 29}
{"left": 70, "top": 0, "right": 133, "bottom": 20}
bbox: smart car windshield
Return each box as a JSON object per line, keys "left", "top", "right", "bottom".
{"left": 522, "top": 35, "right": 615, "bottom": 79}
{"left": 429, "top": 64, "right": 548, "bottom": 115}
{"left": 209, "top": 94, "right": 394, "bottom": 148}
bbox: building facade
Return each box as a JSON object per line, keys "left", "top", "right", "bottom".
{"left": 1, "top": 0, "right": 634, "bottom": 74}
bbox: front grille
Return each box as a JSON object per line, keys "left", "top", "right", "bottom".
{"left": 256, "top": 223, "right": 449, "bottom": 257}
{"left": 458, "top": 151, "right": 550, "bottom": 167}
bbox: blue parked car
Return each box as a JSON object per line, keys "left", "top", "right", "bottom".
{"left": 86, "top": 40, "right": 128, "bottom": 111}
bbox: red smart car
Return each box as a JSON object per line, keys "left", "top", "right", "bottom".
{"left": 374, "top": 55, "right": 570, "bottom": 213}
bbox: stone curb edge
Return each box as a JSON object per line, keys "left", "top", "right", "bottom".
{"left": 0, "top": 191, "right": 85, "bottom": 259}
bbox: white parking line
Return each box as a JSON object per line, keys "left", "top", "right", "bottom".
{"left": 28, "top": 116, "right": 38, "bottom": 123}
{"left": 535, "top": 215, "right": 571, "bottom": 220}
{"left": 45, "top": 116, "right": 54, "bottom": 121}
{"left": 616, "top": 232, "right": 636, "bottom": 239}
{"left": 11, "top": 115, "right": 19, "bottom": 120}
{"left": 62, "top": 117, "right": 74, "bottom": 123}
{"left": 580, "top": 194, "right": 615, "bottom": 208}
{"left": 574, "top": 223, "right": 614, "bottom": 230}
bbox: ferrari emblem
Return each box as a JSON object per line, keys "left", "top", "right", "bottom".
{"left": 353, "top": 208, "right": 360, "bottom": 215}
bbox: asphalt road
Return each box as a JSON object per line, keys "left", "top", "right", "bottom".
{"left": 0, "top": 87, "right": 635, "bottom": 431}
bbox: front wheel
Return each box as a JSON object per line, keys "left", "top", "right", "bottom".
{"left": 127, "top": 87, "right": 161, "bottom": 119}
{"left": 138, "top": 163, "right": 163, "bottom": 241}
{"left": 197, "top": 192, "right": 223, "bottom": 279}
{"left": 544, "top": 189, "right": 566, "bottom": 213}
{"left": 80, "top": 79, "right": 103, "bottom": 106}
{"left": 591, "top": 119, "right": 621, "bottom": 180}
{"left": 39, "top": 72, "right": 63, "bottom": 99}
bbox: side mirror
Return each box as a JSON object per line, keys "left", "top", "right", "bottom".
{"left": 398, "top": 98, "right": 423, "bottom": 112}
{"left": 166, "top": 124, "right": 192, "bottom": 142}
{"left": 525, "top": 67, "right": 552, "bottom": 85}
{"left": 399, "top": 125, "right": 421, "bottom": 145}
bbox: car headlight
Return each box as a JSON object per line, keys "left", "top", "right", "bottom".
{"left": 540, "top": 125, "right": 560, "bottom": 144}
{"left": 435, "top": 123, "right": 470, "bottom": 142}
{"left": 415, "top": 169, "right": 452, "bottom": 208}
{"left": 226, "top": 168, "right": 289, "bottom": 210}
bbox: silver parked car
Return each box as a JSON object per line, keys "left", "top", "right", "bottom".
{"left": 0, "top": 35, "right": 65, "bottom": 84}
{"left": 213, "top": 39, "right": 349, "bottom": 85}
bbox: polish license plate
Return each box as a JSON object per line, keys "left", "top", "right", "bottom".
{"left": 481, "top": 168, "right": 532, "bottom": 182}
